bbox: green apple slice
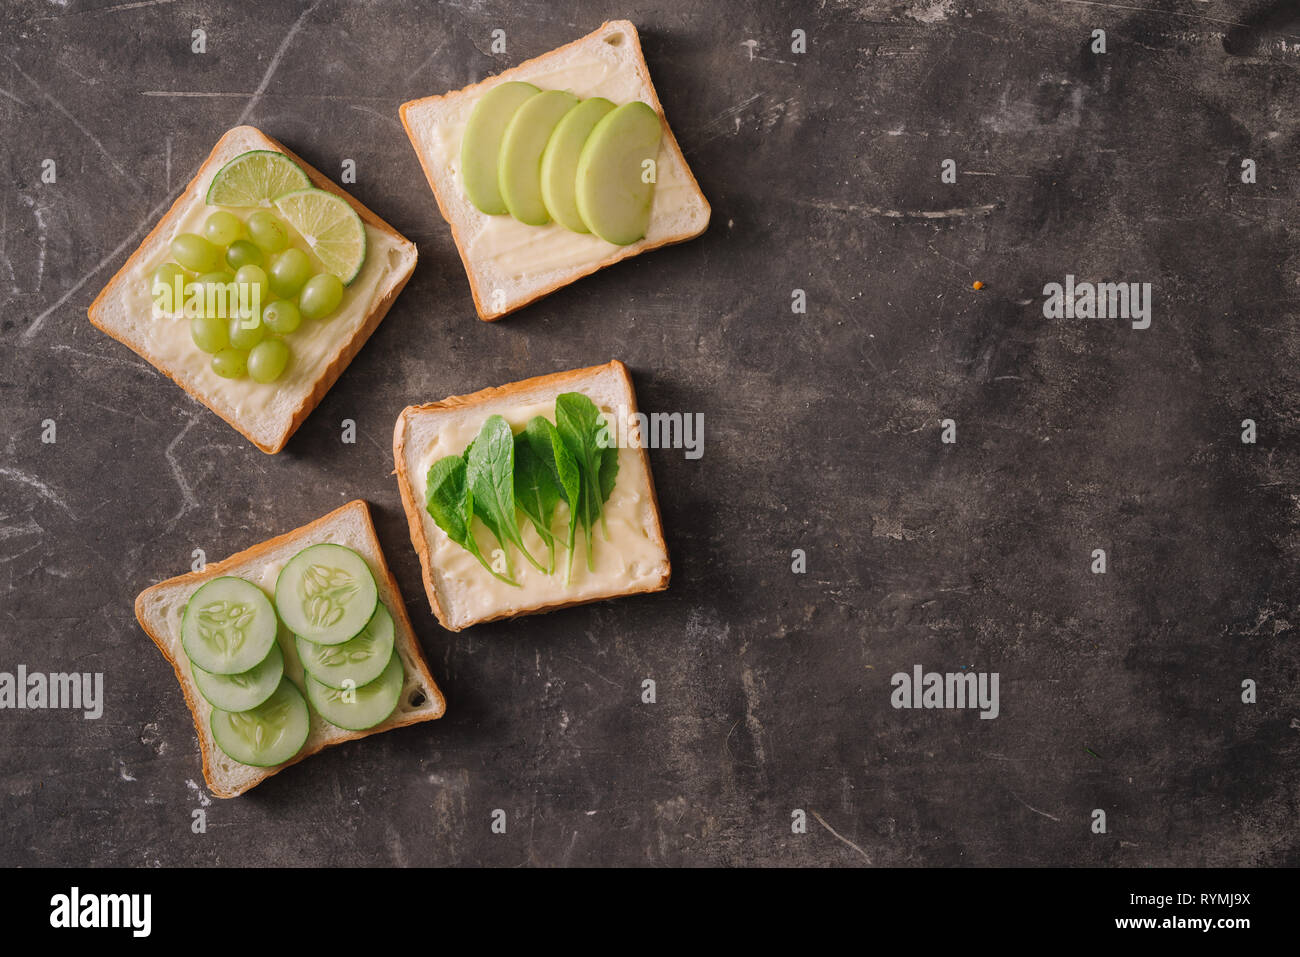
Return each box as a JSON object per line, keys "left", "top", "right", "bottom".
{"left": 575, "top": 101, "right": 663, "bottom": 246}
{"left": 498, "top": 89, "right": 580, "bottom": 226}
{"left": 540, "top": 97, "right": 616, "bottom": 233}
{"left": 460, "top": 81, "right": 540, "bottom": 215}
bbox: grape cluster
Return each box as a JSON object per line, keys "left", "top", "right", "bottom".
{"left": 152, "top": 209, "right": 345, "bottom": 383}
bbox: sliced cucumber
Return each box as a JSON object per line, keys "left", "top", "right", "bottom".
{"left": 274, "top": 543, "right": 378, "bottom": 645}
{"left": 296, "top": 602, "right": 395, "bottom": 690}
{"left": 209, "top": 679, "right": 310, "bottom": 767}
{"left": 305, "top": 651, "right": 404, "bottom": 731}
{"left": 192, "top": 641, "right": 284, "bottom": 712}
{"left": 181, "top": 576, "right": 278, "bottom": 675}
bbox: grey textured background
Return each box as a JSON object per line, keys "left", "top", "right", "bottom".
{"left": 2, "top": 0, "right": 1298, "bottom": 867}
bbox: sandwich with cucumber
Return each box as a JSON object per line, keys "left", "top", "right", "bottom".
{"left": 399, "top": 20, "right": 710, "bottom": 321}
{"left": 89, "top": 126, "right": 418, "bottom": 453}
{"left": 134, "top": 500, "right": 445, "bottom": 797}
{"left": 393, "top": 360, "right": 670, "bottom": 631}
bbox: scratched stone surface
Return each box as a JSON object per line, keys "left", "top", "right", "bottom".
{"left": 1, "top": 0, "right": 1297, "bottom": 867}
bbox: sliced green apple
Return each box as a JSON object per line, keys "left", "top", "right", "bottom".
{"left": 540, "top": 97, "right": 616, "bottom": 233}
{"left": 575, "top": 101, "right": 663, "bottom": 246}
{"left": 498, "top": 89, "right": 580, "bottom": 226}
{"left": 460, "top": 81, "right": 540, "bottom": 215}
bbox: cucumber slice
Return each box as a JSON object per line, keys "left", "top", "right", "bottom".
{"left": 209, "top": 679, "right": 310, "bottom": 767}
{"left": 575, "top": 101, "right": 663, "bottom": 246}
{"left": 499, "top": 89, "right": 579, "bottom": 225}
{"left": 181, "top": 577, "right": 278, "bottom": 675}
{"left": 192, "top": 642, "right": 284, "bottom": 712}
{"left": 305, "top": 651, "right": 404, "bottom": 731}
{"left": 540, "top": 96, "right": 616, "bottom": 233}
{"left": 295, "top": 602, "right": 395, "bottom": 690}
{"left": 460, "top": 81, "right": 540, "bottom": 215}
{"left": 275, "top": 543, "right": 378, "bottom": 645}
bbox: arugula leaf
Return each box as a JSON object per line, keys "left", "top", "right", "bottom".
{"left": 524, "top": 416, "right": 582, "bottom": 583}
{"left": 514, "top": 431, "right": 559, "bottom": 573}
{"left": 555, "top": 393, "right": 619, "bottom": 572}
{"left": 424, "top": 455, "right": 518, "bottom": 586}
{"left": 598, "top": 438, "right": 619, "bottom": 518}
{"left": 465, "top": 415, "right": 546, "bottom": 575}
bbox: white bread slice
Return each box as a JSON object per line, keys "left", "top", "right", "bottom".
{"left": 134, "top": 500, "right": 445, "bottom": 798}
{"left": 399, "top": 20, "right": 710, "bottom": 321}
{"left": 88, "top": 126, "right": 418, "bottom": 454}
{"left": 393, "top": 360, "right": 670, "bottom": 630}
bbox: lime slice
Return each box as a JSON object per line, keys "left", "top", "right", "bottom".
{"left": 273, "top": 188, "right": 368, "bottom": 284}
{"left": 206, "top": 150, "right": 311, "bottom": 208}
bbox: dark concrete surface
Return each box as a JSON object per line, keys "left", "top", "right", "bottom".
{"left": 2, "top": 0, "right": 1298, "bottom": 867}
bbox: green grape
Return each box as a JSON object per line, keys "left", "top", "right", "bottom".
{"left": 228, "top": 311, "right": 267, "bottom": 350}
{"left": 151, "top": 262, "right": 188, "bottom": 310}
{"left": 203, "top": 210, "right": 244, "bottom": 247}
{"left": 191, "top": 315, "right": 230, "bottom": 354}
{"left": 211, "top": 348, "right": 248, "bottom": 379}
{"left": 247, "top": 338, "right": 291, "bottom": 384}
{"left": 152, "top": 261, "right": 186, "bottom": 291}
{"left": 268, "top": 247, "right": 312, "bottom": 299}
{"left": 299, "top": 273, "right": 344, "bottom": 320}
{"left": 247, "top": 211, "right": 288, "bottom": 253}
{"left": 226, "top": 239, "right": 264, "bottom": 271}
{"left": 191, "top": 271, "right": 234, "bottom": 317}
{"left": 262, "top": 299, "right": 301, "bottom": 335}
{"left": 234, "top": 264, "right": 270, "bottom": 304}
{"left": 171, "top": 233, "right": 223, "bottom": 273}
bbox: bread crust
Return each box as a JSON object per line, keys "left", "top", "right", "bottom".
{"left": 87, "top": 126, "right": 417, "bottom": 454}
{"left": 398, "top": 20, "right": 710, "bottom": 322}
{"left": 392, "top": 359, "right": 670, "bottom": 631}
{"left": 133, "top": 499, "right": 445, "bottom": 798}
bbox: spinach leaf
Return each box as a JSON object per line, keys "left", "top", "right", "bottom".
{"left": 465, "top": 415, "right": 546, "bottom": 575}
{"left": 514, "top": 431, "right": 559, "bottom": 573}
{"left": 524, "top": 416, "right": 582, "bottom": 582}
{"left": 424, "top": 455, "right": 518, "bottom": 586}
{"left": 555, "top": 393, "right": 619, "bottom": 571}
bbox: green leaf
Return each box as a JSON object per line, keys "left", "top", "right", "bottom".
{"left": 424, "top": 454, "right": 519, "bottom": 587}
{"left": 425, "top": 455, "right": 473, "bottom": 546}
{"left": 465, "top": 415, "right": 546, "bottom": 575}
{"left": 556, "top": 393, "right": 615, "bottom": 572}
{"left": 598, "top": 442, "right": 619, "bottom": 520}
{"left": 514, "top": 431, "right": 559, "bottom": 572}
{"left": 524, "top": 416, "right": 582, "bottom": 582}
{"left": 525, "top": 416, "right": 579, "bottom": 506}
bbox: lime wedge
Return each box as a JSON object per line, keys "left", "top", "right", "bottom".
{"left": 206, "top": 150, "right": 311, "bottom": 208}
{"left": 273, "top": 188, "right": 368, "bottom": 284}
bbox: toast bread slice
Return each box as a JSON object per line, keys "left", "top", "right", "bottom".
{"left": 88, "top": 126, "right": 418, "bottom": 453}
{"left": 393, "top": 360, "right": 670, "bottom": 630}
{"left": 399, "top": 20, "right": 710, "bottom": 321}
{"left": 134, "top": 500, "right": 445, "bottom": 798}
